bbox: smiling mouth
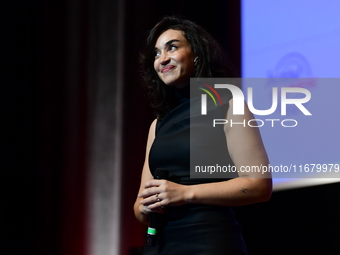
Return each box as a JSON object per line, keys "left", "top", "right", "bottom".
{"left": 161, "top": 66, "right": 175, "bottom": 73}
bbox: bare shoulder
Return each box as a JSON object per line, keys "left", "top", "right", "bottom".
{"left": 148, "top": 118, "right": 158, "bottom": 141}
{"left": 140, "top": 119, "right": 158, "bottom": 179}
{"left": 224, "top": 98, "right": 256, "bottom": 133}
{"left": 224, "top": 98, "right": 271, "bottom": 179}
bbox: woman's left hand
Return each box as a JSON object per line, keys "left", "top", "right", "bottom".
{"left": 138, "top": 180, "right": 191, "bottom": 210}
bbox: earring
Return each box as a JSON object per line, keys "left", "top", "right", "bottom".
{"left": 194, "top": 56, "right": 199, "bottom": 65}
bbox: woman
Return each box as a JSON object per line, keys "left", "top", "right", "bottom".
{"left": 134, "top": 16, "right": 272, "bottom": 254}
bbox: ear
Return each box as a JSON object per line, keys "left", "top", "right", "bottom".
{"left": 194, "top": 56, "right": 199, "bottom": 65}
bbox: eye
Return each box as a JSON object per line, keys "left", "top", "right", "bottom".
{"left": 168, "top": 45, "right": 178, "bottom": 51}
{"left": 154, "top": 50, "right": 160, "bottom": 58}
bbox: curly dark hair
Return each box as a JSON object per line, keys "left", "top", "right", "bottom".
{"left": 140, "top": 16, "right": 233, "bottom": 119}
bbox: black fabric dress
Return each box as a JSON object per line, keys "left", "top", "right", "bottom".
{"left": 143, "top": 86, "right": 248, "bottom": 255}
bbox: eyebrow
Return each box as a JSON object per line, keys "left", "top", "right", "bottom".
{"left": 154, "top": 39, "right": 181, "bottom": 50}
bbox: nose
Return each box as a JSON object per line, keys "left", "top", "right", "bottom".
{"left": 159, "top": 53, "right": 170, "bottom": 65}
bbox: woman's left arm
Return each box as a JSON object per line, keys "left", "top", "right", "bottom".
{"left": 139, "top": 99, "right": 272, "bottom": 209}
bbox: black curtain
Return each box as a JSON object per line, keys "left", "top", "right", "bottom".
{"left": 2, "top": 1, "right": 89, "bottom": 254}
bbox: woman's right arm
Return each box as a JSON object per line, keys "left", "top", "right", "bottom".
{"left": 133, "top": 119, "right": 160, "bottom": 225}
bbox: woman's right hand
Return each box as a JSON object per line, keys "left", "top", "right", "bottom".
{"left": 139, "top": 202, "right": 166, "bottom": 215}
{"left": 135, "top": 197, "right": 166, "bottom": 225}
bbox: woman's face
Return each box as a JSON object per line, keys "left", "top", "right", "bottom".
{"left": 153, "top": 29, "right": 196, "bottom": 88}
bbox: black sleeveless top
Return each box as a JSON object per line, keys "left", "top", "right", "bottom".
{"left": 144, "top": 86, "right": 248, "bottom": 255}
